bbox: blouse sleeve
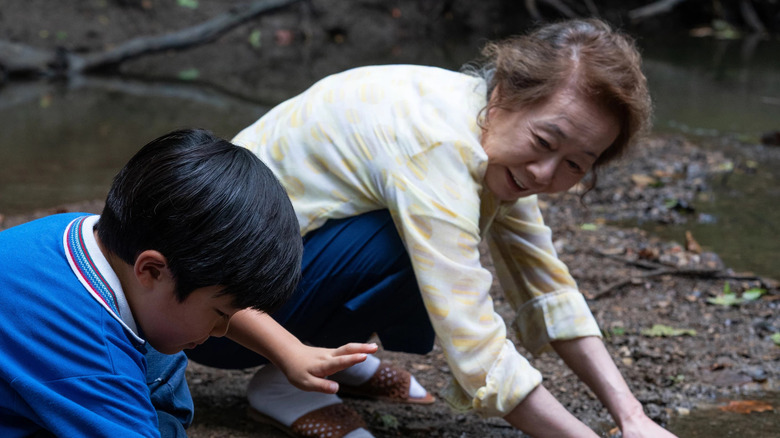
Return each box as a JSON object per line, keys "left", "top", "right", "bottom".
{"left": 487, "top": 196, "right": 602, "bottom": 356}
{"left": 381, "top": 152, "right": 545, "bottom": 418}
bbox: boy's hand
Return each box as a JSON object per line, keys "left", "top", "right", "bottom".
{"left": 278, "top": 342, "right": 379, "bottom": 393}
{"left": 225, "top": 310, "right": 378, "bottom": 393}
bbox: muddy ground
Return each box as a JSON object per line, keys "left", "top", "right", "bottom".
{"left": 1, "top": 1, "right": 778, "bottom": 437}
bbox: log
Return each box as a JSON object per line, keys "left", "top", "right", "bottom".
{"left": 0, "top": 0, "right": 302, "bottom": 78}
{"left": 0, "top": 41, "right": 65, "bottom": 77}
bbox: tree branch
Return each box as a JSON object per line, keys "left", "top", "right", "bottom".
{"left": 0, "top": 0, "right": 302, "bottom": 78}
{"left": 628, "top": 0, "right": 687, "bottom": 23}
{"left": 739, "top": 0, "right": 767, "bottom": 34}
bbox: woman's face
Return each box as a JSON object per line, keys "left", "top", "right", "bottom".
{"left": 481, "top": 88, "right": 619, "bottom": 201}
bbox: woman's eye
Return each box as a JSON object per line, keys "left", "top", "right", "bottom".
{"left": 535, "top": 135, "right": 551, "bottom": 149}
{"left": 567, "top": 160, "right": 583, "bottom": 172}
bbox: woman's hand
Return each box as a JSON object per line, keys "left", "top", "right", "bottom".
{"left": 619, "top": 409, "right": 678, "bottom": 438}
{"left": 550, "top": 336, "right": 678, "bottom": 438}
{"left": 276, "top": 342, "right": 379, "bottom": 393}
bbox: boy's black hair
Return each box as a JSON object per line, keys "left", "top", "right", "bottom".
{"left": 96, "top": 129, "right": 302, "bottom": 313}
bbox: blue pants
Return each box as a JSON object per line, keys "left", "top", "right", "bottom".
{"left": 145, "top": 347, "right": 193, "bottom": 437}
{"left": 187, "top": 210, "right": 436, "bottom": 369}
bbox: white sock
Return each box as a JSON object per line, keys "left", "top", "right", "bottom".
{"left": 408, "top": 375, "right": 427, "bottom": 399}
{"left": 330, "top": 354, "right": 380, "bottom": 386}
{"left": 247, "top": 364, "right": 373, "bottom": 438}
{"left": 330, "top": 354, "right": 428, "bottom": 399}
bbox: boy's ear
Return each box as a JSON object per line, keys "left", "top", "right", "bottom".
{"left": 134, "top": 250, "right": 174, "bottom": 289}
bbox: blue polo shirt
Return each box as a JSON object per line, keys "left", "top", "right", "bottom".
{"left": 0, "top": 214, "right": 161, "bottom": 437}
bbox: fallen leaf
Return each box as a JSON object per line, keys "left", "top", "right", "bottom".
{"left": 248, "top": 29, "right": 262, "bottom": 48}
{"left": 39, "top": 94, "right": 52, "bottom": 108}
{"left": 275, "top": 29, "right": 294, "bottom": 46}
{"left": 177, "top": 0, "right": 198, "bottom": 9}
{"left": 706, "top": 293, "right": 741, "bottom": 307}
{"left": 411, "top": 363, "right": 431, "bottom": 371}
{"left": 631, "top": 173, "right": 656, "bottom": 188}
{"left": 177, "top": 68, "right": 200, "bottom": 81}
{"left": 718, "top": 400, "right": 773, "bottom": 414}
{"left": 641, "top": 324, "right": 696, "bottom": 337}
{"left": 741, "top": 288, "right": 766, "bottom": 301}
{"left": 684, "top": 230, "right": 702, "bottom": 254}
{"left": 637, "top": 247, "right": 659, "bottom": 260}
{"left": 707, "top": 287, "right": 766, "bottom": 307}
{"left": 375, "top": 412, "right": 399, "bottom": 429}
{"left": 772, "top": 332, "right": 780, "bottom": 346}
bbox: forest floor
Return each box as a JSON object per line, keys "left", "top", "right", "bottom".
{"left": 1, "top": 1, "right": 778, "bottom": 437}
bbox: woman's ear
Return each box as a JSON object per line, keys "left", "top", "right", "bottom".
{"left": 134, "top": 250, "right": 174, "bottom": 289}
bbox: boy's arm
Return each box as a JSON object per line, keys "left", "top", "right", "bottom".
{"left": 551, "top": 336, "right": 678, "bottom": 438}
{"left": 226, "top": 309, "right": 378, "bottom": 393}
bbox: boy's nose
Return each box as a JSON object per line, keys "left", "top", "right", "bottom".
{"left": 210, "top": 319, "right": 230, "bottom": 338}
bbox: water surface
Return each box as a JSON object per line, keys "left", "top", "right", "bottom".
{"left": 1, "top": 34, "right": 779, "bottom": 279}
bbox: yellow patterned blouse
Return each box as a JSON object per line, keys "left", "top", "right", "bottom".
{"left": 233, "top": 64, "right": 602, "bottom": 417}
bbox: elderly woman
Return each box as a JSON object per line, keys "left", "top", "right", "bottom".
{"left": 189, "top": 18, "right": 677, "bottom": 438}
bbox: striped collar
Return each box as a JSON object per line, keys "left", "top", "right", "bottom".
{"left": 63, "top": 215, "right": 145, "bottom": 346}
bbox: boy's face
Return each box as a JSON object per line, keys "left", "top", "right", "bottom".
{"left": 138, "top": 284, "right": 238, "bottom": 355}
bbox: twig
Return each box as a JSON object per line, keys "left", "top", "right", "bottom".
{"left": 589, "top": 249, "right": 666, "bottom": 270}
{"left": 593, "top": 267, "right": 707, "bottom": 300}
{"left": 591, "top": 268, "right": 770, "bottom": 300}
{"left": 628, "top": 0, "right": 687, "bottom": 23}
{"left": 583, "top": 0, "right": 599, "bottom": 17}
{"left": 588, "top": 249, "right": 772, "bottom": 299}
{"left": 523, "top": 0, "right": 578, "bottom": 20}
{"left": 525, "top": 0, "right": 542, "bottom": 21}
{"left": 540, "top": 0, "right": 578, "bottom": 18}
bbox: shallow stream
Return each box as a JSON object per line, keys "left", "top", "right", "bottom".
{"left": 2, "top": 35, "right": 778, "bottom": 281}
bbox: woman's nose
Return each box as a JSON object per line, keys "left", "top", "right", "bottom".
{"left": 529, "top": 158, "right": 557, "bottom": 185}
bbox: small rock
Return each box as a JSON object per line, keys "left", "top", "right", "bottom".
{"left": 760, "top": 130, "right": 780, "bottom": 146}
{"left": 675, "top": 407, "right": 691, "bottom": 416}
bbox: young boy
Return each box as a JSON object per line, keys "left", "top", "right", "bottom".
{"left": 0, "top": 129, "right": 375, "bottom": 437}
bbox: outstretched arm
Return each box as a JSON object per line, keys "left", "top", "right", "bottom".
{"left": 226, "top": 309, "right": 378, "bottom": 393}
{"left": 504, "top": 384, "right": 600, "bottom": 437}
{"left": 551, "top": 336, "right": 678, "bottom": 438}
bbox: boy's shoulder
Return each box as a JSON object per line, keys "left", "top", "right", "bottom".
{"left": 0, "top": 212, "right": 88, "bottom": 239}
{"left": 0, "top": 213, "right": 90, "bottom": 261}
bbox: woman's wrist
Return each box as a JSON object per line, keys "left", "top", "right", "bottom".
{"left": 609, "top": 392, "right": 647, "bottom": 430}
